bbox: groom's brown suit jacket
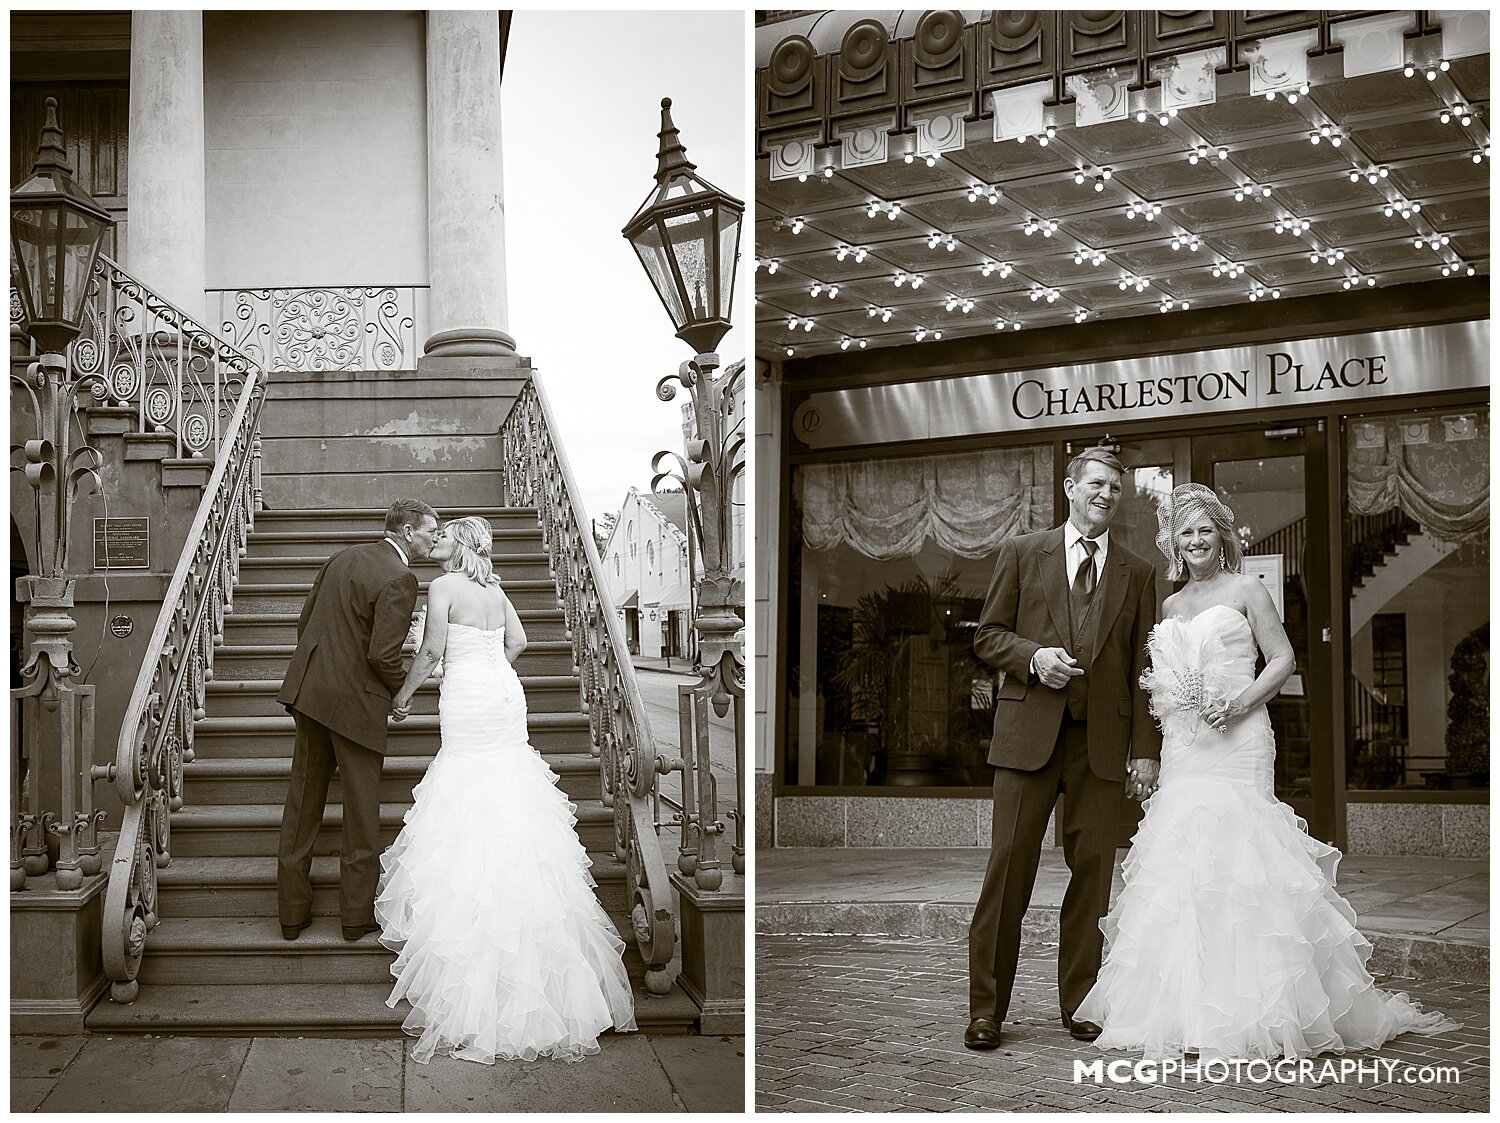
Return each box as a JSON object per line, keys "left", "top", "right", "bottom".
{"left": 276, "top": 539, "right": 417, "bottom": 755}
{"left": 974, "top": 525, "right": 1160, "bottom": 779}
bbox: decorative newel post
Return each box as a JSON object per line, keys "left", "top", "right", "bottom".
{"left": 10, "top": 97, "right": 114, "bottom": 894}
{"left": 623, "top": 97, "right": 745, "bottom": 1032}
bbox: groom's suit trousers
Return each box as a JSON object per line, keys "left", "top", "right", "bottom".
{"left": 968, "top": 713, "right": 1122, "bottom": 1022}
{"left": 277, "top": 710, "right": 385, "bottom": 928}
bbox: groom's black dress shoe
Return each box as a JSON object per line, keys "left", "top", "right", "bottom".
{"left": 342, "top": 921, "right": 381, "bottom": 942}
{"left": 1061, "top": 1012, "right": 1103, "bottom": 1042}
{"left": 963, "top": 1018, "right": 1003, "bottom": 1050}
{"left": 280, "top": 918, "right": 312, "bottom": 941}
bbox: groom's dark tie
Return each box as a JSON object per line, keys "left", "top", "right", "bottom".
{"left": 1072, "top": 537, "right": 1098, "bottom": 598}
{"left": 1066, "top": 538, "right": 1098, "bottom": 720}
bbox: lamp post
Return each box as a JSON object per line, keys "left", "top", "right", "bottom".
{"left": 623, "top": 97, "right": 744, "bottom": 1032}
{"left": 10, "top": 97, "right": 113, "bottom": 891}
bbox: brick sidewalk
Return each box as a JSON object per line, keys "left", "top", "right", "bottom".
{"left": 756, "top": 935, "right": 1488, "bottom": 1113}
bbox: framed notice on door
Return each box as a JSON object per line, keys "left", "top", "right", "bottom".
{"left": 1243, "top": 554, "right": 1284, "bottom": 620}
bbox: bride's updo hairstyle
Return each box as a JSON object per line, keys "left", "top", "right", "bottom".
{"left": 442, "top": 516, "right": 502, "bottom": 587}
{"left": 1155, "top": 482, "right": 1243, "bottom": 581}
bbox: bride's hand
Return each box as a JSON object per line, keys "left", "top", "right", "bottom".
{"left": 1202, "top": 693, "right": 1246, "bottom": 732}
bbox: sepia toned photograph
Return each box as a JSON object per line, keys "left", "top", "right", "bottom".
{"left": 11, "top": 9, "right": 746, "bottom": 1112}
{"left": 753, "top": 9, "right": 1488, "bottom": 1113}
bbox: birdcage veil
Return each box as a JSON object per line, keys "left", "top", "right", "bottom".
{"left": 1155, "top": 483, "right": 1240, "bottom": 580}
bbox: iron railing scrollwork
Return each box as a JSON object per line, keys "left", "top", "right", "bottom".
{"left": 61, "top": 257, "right": 257, "bottom": 457}
{"left": 88, "top": 294, "right": 269, "bottom": 1002}
{"left": 499, "top": 374, "right": 678, "bottom": 994}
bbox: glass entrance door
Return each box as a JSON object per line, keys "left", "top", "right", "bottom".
{"left": 1191, "top": 425, "right": 1334, "bottom": 840}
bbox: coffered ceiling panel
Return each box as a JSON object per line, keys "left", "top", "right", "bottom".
{"left": 757, "top": 14, "right": 1490, "bottom": 359}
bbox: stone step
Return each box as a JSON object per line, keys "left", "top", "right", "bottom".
{"left": 133, "top": 915, "right": 647, "bottom": 987}
{"left": 154, "top": 853, "right": 627, "bottom": 919}
{"left": 182, "top": 752, "right": 603, "bottom": 805}
{"left": 221, "top": 609, "right": 568, "bottom": 646}
{"left": 167, "top": 802, "right": 617, "bottom": 857}
{"left": 236, "top": 553, "right": 553, "bottom": 584}
{"left": 210, "top": 640, "right": 576, "bottom": 680}
{"left": 188, "top": 711, "right": 590, "bottom": 759}
{"left": 204, "top": 675, "right": 583, "bottom": 718}
{"left": 253, "top": 508, "right": 540, "bottom": 533}
{"left": 246, "top": 528, "right": 543, "bottom": 559}
{"left": 228, "top": 578, "right": 561, "bottom": 615}
{"left": 85, "top": 978, "right": 700, "bottom": 1035}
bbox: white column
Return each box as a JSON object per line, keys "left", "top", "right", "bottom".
{"left": 423, "top": 11, "right": 515, "bottom": 356}
{"left": 126, "top": 10, "right": 207, "bottom": 322}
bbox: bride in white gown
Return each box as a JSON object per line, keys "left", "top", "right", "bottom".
{"left": 378, "top": 516, "right": 636, "bottom": 1064}
{"left": 1075, "top": 483, "right": 1456, "bottom": 1061}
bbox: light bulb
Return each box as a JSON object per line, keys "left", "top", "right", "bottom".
{"left": 1074, "top": 170, "right": 1086, "bottom": 185}
{"left": 840, "top": 337, "right": 851, "bottom": 350}
{"left": 767, "top": 260, "right": 779, "bottom": 275}
{"left": 1136, "top": 109, "right": 1148, "bottom": 123}
{"left": 784, "top": 347, "right": 794, "bottom": 357}
{"left": 1403, "top": 64, "right": 1415, "bottom": 78}
{"left": 925, "top": 155, "right": 937, "bottom": 167}
{"left": 828, "top": 285, "right": 839, "bottom": 299}
{"left": 1329, "top": 135, "right": 1342, "bottom": 148}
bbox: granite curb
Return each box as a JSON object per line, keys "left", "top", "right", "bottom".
{"left": 756, "top": 902, "right": 1489, "bottom": 981}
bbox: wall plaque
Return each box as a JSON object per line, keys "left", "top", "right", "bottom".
{"left": 109, "top": 614, "right": 134, "bottom": 638}
{"left": 94, "top": 517, "right": 150, "bottom": 569}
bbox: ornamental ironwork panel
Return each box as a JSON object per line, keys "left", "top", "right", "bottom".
{"left": 212, "top": 286, "right": 425, "bottom": 373}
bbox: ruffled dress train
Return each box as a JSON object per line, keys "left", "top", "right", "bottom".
{"left": 1074, "top": 604, "right": 1456, "bottom": 1061}
{"left": 375, "top": 622, "right": 636, "bottom": 1064}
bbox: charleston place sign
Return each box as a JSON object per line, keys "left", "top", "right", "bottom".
{"left": 791, "top": 321, "right": 1488, "bottom": 450}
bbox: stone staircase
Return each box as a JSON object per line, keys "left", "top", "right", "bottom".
{"left": 87, "top": 507, "right": 696, "bottom": 1035}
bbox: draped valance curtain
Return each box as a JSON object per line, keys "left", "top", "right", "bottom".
{"left": 800, "top": 447, "right": 1053, "bottom": 560}
{"left": 1347, "top": 410, "right": 1489, "bottom": 545}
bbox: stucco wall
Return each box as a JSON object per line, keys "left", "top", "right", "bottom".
{"left": 202, "top": 11, "right": 427, "bottom": 288}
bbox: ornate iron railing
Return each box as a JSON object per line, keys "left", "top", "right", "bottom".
{"left": 210, "top": 285, "right": 427, "bottom": 373}
{"left": 41, "top": 257, "right": 259, "bottom": 458}
{"left": 499, "top": 373, "right": 678, "bottom": 994}
{"left": 88, "top": 292, "right": 269, "bottom": 1002}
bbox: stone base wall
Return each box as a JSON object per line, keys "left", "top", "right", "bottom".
{"left": 770, "top": 795, "right": 1488, "bottom": 857}
{"left": 258, "top": 358, "right": 532, "bottom": 509}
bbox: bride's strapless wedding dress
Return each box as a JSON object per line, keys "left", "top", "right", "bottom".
{"left": 1075, "top": 604, "right": 1456, "bottom": 1061}
{"left": 375, "top": 621, "right": 636, "bottom": 1064}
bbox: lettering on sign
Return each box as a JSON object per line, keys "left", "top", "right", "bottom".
{"left": 94, "top": 518, "right": 150, "bottom": 569}
{"left": 793, "top": 321, "right": 1486, "bottom": 449}
{"left": 109, "top": 614, "right": 134, "bottom": 638}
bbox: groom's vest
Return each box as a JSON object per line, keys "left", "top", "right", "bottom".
{"left": 1066, "top": 562, "right": 1102, "bottom": 721}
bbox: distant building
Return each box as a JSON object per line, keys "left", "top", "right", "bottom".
{"left": 601, "top": 487, "right": 693, "bottom": 659}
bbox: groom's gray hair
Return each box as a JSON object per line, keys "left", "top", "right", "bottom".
{"left": 1066, "top": 447, "right": 1125, "bottom": 482}
{"left": 384, "top": 497, "right": 437, "bottom": 534}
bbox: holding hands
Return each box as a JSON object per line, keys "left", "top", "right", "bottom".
{"left": 392, "top": 695, "right": 412, "bottom": 722}
{"left": 1126, "top": 757, "right": 1160, "bottom": 802}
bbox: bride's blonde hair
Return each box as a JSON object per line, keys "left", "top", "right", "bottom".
{"left": 442, "top": 516, "right": 502, "bottom": 587}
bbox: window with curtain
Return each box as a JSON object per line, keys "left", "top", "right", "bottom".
{"left": 1344, "top": 406, "right": 1488, "bottom": 793}
{"left": 786, "top": 445, "right": 1054, "bottom": 789}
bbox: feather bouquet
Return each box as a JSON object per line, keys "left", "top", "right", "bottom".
{"left": 1139, "top": 621, "right": 1231, "bottom": 739}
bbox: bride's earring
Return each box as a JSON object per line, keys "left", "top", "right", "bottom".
{"left": 1219, "top": 547, "right": 1227, "bottom": 570}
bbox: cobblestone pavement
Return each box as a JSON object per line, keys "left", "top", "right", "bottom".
{"left": 756, "top": 936, "right": 1488, "bottom": 1113}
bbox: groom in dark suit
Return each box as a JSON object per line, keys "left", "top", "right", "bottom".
{"left": 276, "top": 497, "right": 438, "bottom": 942}
{"left": 965, "top": 448, "right": 1160, "bottom": 1049}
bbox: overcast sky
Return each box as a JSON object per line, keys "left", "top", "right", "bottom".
{"left": 502, "top": 11, "right": 748, "bottom": 528}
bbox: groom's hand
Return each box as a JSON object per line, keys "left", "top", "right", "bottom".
{"left": 1034, "top": 647, "right": 1085, "bottom": 690}
{"left": 391, "top": 701, "right": 410, "bottom": 722}
{"left": 1126, "top": 757, "right": 1160, "bottom": 801}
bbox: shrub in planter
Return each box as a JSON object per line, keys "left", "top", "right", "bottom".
{"left": 1445, "top": 622, "right": 1488, "bottom": 777}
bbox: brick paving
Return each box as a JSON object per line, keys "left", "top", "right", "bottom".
{"left": 756, "top": 935, "right": 1488, "bottom": 1113}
